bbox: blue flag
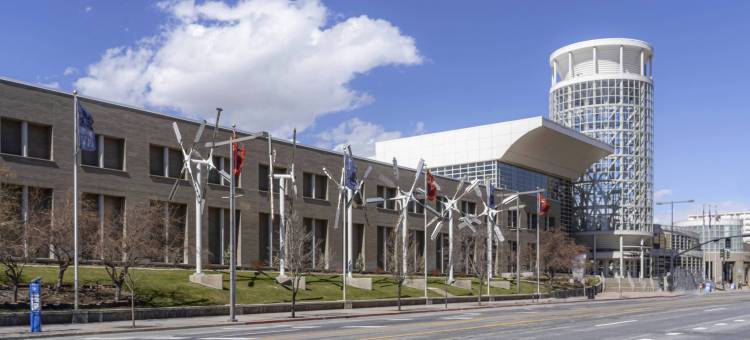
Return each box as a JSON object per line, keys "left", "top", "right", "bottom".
{"left": 77, "top": 100, "right": 96, "bottom": 152}
{"left": 486, "top": 183, "right": 495, "bottom": 208}
{"left": 344, "top": 152, "right": 358, "bottom": 191}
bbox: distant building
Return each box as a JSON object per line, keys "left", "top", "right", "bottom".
{"left": 676, "top": 217, "right": 749, "bottom": 284}
{"left": 651, "top": 224, "right": 702, "bottom": 277}
{"left": 689, "top": 211, "right": 750, "bottom": 243}
{"left": 549, "top": 38, "right": 655, "bottom": 279}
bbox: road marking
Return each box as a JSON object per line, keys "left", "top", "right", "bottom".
{"left": 692, "top": 327, "right": 707, "bottom": 330}
{"left": 714, "top": 322, "right": 728, "bottom": 326}
{"left": 240, "top": 329, "right": 295, "bottom": 336}
{"left": 292, "top": 325, "right": 321, "bottom": 329}
{"left": 666, "top": 332, "right": 683, "bottom": 336}
{"left": 734, "top": 319, "right": 745, "bottom": 322}
{"left": 594, "top": 320, "right": 638, "bottom": 327}
{"left": 384, "top": 318, "right": 414, "bottom": 321}
{"left": 704, "top": 307, "right": 727, "bottom": 312}
{"left": 201, "top": 338, "right": 256, "bottom": 340}
{"left": 441, "top": 316, "right": 473, "bottom": 320}
{"left": 342, "top": 325, "right": 387, "bottom": 328}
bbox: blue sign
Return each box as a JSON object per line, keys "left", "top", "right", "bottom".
{"left": 29, "top": 279, "right": 41, "bottom": 332}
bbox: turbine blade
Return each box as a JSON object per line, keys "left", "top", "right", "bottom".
{"left": 172, "top": 122, "right": 183, "bottom": 145}
{"left": 406, "top": 158, "right": 424, "bottom": 196}
{"left": 392, "top": 157, "right": 399, "bottom": 181}
{"left": 494, "top": 226, "right": 505, "bottom": 242}
{"left": 378, "top": 173, "right": 396, "bottom": 188}
{"left": 365, "top": 197, "right": 384, "bottom": 204}
{"left": 363, "top": 165, "right": 372, "bottom": 180}
{"left": 167, "top": 166, "right": 186, "bottom": 201}
{"left": 430, "top": 222, "right": 444, "bottom": 240}
{"left": 473, "top": 184, "right": 482, "bottom": 198}
{"left": 194, "top": 120, "right": 206, "bottom": 144}
{"left": 333, "top": 191, "right": 342, "bottom": 229}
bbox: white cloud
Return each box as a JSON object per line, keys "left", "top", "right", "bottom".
{"left": 63, "top": 67, "right": 78, "bottom": 76}
{"left": 75, "top": 0, "right": 422, "bottom": 136}
{"left": 654, "top": 188, "right": 672, "bottom": 201}
{"left": 315, "top": 118, "right": 403, "bottom": 157}
{"left": 85, "top": 6, "right": 93, "bottom": 13}
{"left": 413, "top": 121, "right": 425, "bottom": 135}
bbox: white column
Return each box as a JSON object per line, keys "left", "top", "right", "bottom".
{"left": 619, "top": 235, "right": 624, "bottom": 278}
{"left": 402, "top": 200, "right": 408, "bottom": 275}
{"left": 195, "top": 165, "right": 203, "bottom": 274}
{"left": 20, "top": 121, "right": 28, "bottom": 157}
{"left": 98, "top": 194, "right": 104, "bottom": 260}
{"left": 97, "top": 134, "right": 104, "bottom": 168}
{"left": 163, "top": 147, "right": 169, "bottom": 177}
{"left": 220, "top": 207, "right": 225, "bottom": 265}
{"left": 640, "top": 238, "right": 644, "bottom": 279}
{"left": 619, "top": 45, "right": 624, "bottom": 73}
{"left": 593, "top": 47, "right": 598, "bottom": 74}
{"left": 551, "top": 61, "right": 557, "bottom": 86}
{"left": 640, "top": 50, "right": 645, "bottom": 76}
{"left": 21, "top": 185, "right": 28, "bottom": 257}
{"left": 568, "top": 52, "right": 573, "bottom": 79}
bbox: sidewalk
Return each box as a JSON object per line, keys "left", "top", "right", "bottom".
{"left": 0, "top": 291, "right": 681, "bottom": 339}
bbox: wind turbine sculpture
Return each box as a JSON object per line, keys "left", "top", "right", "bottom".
{"left": 429, "top": 177, "right": 480, "bottom": 283}
{"left": 269, "top": 129, "right": 298, "bottom": 278}
{"left": 322, "top": 145, "right": 375, "bottom": 279}
{"left": 377, "top": 158, "right": 443, "bottom": 275}
{"left": 167, "top": 111, "right": 219, "bottom": 275}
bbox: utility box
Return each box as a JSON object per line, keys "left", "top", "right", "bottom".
{"left": 29, "top": 278, "right": 42, "bottom": 333}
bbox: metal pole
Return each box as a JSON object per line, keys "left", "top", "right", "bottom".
{"left": 195, "top": 165, "right": 203, "bottom": 274}
{"left": 516, "top": 197, "right": 520, "bottom": 294}
{"left": 423, "top": 170, "right": 428, "bottom": 302}
{"left": 402, "top": 199, "right": 408, "bottom": 275}
{"left": 279, "top": 179, "right": 286, "bottom": 277}
{"left": 487, "top": 212, "right": 492, "bottom": 297}
{"left": 448, "top": 209, "right": 454, "bottom": 283}
{"left": 229, "top": 129, "right": 237, "bottom": 322}
{"left": 536, "top": 193, "right": 540, "bottom": 297}
{"left": 72, "top": 91, "right": 79, "bottom": 311}
{"left": 669, "top": 201, "right": 674, "bottom": 274}
{"left": 344, "top": 187, "right": 354, "bottom": 278}
{"left": 342, "top": 186, "right": 347, "bottom": 302}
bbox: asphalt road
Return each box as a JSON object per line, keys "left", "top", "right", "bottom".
{"left": 63, "top": 293, "right": 750, "bottom": 340}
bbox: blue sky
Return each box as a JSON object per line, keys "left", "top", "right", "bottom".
{"left": 1, "top": 0, "right": 748, "bottom": 221}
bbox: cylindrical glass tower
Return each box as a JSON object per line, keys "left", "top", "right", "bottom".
{"left": 549, "top": 38, "right": 654, "bottom": 277}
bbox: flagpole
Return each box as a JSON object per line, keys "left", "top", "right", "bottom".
{"left": 72, "top": 91, "right": 79, "bottom": 312}
{"left": 536, "top": 192, "right": 540, "bottom": 298}
{"left": 229, "top": 122, "right": 237, "bottom": 322}
{"left": 423, "top": 166, "right": 428, "bottom": 303}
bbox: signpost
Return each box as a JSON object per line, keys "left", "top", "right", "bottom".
{"left": 29, "top": 278, "right": 42, "bottom": 333}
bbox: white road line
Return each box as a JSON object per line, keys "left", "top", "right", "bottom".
{"left": 714, "top": 322, "right": 728, "bottom": 326}
{"left": 734, "top": 319, "right": 745, "bottom": 322}
{"left": 594, "top": 319, "right": 638, "bottom": 327}
{"left": 241, "top": 329, "right": 296, "bottom": 336}
{"left": 292, "top": 325, "right": 321, "bottom": 329}
{"left": 666, "top": 332, "right": 683, "bottom": 336}
{"left": 200, "top": 338, "right": 256, "bottom": 340}
{"left": 384, "top": 318, "right": 414, "bottom": 321}
{"left": 704, "top": 307, "right": 727, "bottom": 312}
{"left": 692, "top": 327, "right": 707, "bottom": 330}
{"left": 342, "top": 325, "right": 387, "bottom": 328}
{"left": 441, "top": 317, "right": 473, "bottom": 320}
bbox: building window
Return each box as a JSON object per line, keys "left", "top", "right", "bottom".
{"left": 208, "top": 207, "right": 240, "bottom": 265}
{"left": 82, "top": 135, "right": 125, "bottom": 170}
{"left": 408, "top": 198, "right": 425, "bottom": 214}
{"left": 376, "top": 185, "right": 397, "bottom": 210}
{"left": 82, "top": 193, "right": 124, "bottom": 260}
{"left": 0, "top": 118, "right": 52, "bottom": 160}
{"left": 304, "top": 218, "right": 329, "bottom": 270}
{"left": 303, "top": 172, "right": 328, "bottom": 200}
{"left": 258, "top": 164, "right": 286, "bottom": 193}
{"left": 507, "top": 210, "right": 518, "bottom": 228}
{"left": 259, "top": 212, "right": 280, "bottom": 266}
{"left": 460, "top": 200, "right": 476, "bottom": 215}
{"left": 149, "top": 145, "right": 184, "bottom": 178}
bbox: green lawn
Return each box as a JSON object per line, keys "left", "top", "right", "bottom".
{"left": 0, "top": 265, "right": 569, "bottom": 308}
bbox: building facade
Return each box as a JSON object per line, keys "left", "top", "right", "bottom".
{"left": 689, "top": 211, "right": 750, "bottom": 243}
{"left": 374, "top": 117, "right": 612, "bottom": 273}
{"left": 549, "top": 38, "right": 654, "bottom": 278}
{"left": 676, "top": 218, "right": 749, "bottom": 284}
{"left": 651, "top": 224, "right": 703, "bottom": 278}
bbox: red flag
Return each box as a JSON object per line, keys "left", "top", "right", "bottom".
{"left": 426, "top": 170, "right": 437, "bottom": 201}
{"left": 232, "top": 132, "right": 246, "bottom": 176}
{"left": 538, "top": 193, "right": 550, "bottom": 216}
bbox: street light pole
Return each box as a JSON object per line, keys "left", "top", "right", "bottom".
{"left": 655, "top": 199, "right": 694, "bottom": 277}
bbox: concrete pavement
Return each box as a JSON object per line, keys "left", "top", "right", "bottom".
{"left": 1, "top": 291, "right": 703, "bottom": 339}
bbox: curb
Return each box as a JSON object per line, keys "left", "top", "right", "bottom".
{"left": 1, "top": 294, "right": 681, "bottom": 339}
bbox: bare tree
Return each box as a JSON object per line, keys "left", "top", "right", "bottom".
{"left": 28, "top": 191, "right": 97, "bottom": 292}
{"left": 455, "top": 227, "right": 475, "bottom": 276}
{"left": 283, "top": 210, "right": 312, "bottom": 318}
{"left": 97, "top": 203, "right": 162, "bottom": 302}
{"left": 387, "top": 230, "right": 417, "bottom": 311}
{"left": 539, "top": 229, "right": 586, "bottom": 283}
{"left": 0, "top": 170, "right": 29, "bottom": 303}
{"left": 468, "top": 229, "right": 489, "bottom": 305}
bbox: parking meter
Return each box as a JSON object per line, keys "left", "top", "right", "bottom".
{"left": 29, "top": 277, "right": 42, "bottom": 332}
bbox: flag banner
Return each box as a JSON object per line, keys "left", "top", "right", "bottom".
{"left": 344, "top": 152, "right": 358, "bottom": 191}
{"left": 538, "top": 193, "right": 550, "bottom": 216}
{"left": 486, "top": 182, "right": 495, "bottom": 207}
{"left": 426, "top": 170, "right": 437, "bottom": 201}
{"left": 77, "top": 100, "right": 96, "bottom": 152}
{"left": 232, "top": 131, "right": 246, "bottom": 176}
